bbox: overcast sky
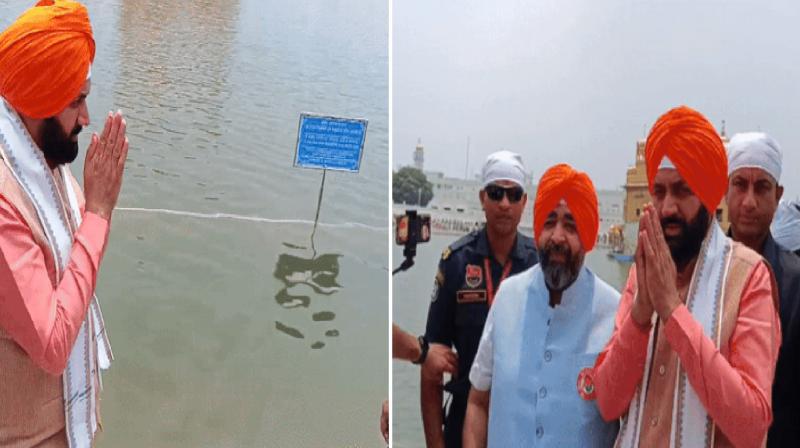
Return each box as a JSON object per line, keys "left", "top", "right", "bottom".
{"left": 393, "top": 0, "right": 800, "bottom": 199}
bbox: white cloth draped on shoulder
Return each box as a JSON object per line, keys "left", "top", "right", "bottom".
{"left": 0, "top": 98, "right": 113, "bottom": 448}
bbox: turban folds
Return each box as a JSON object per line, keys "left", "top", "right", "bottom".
{"left": 0, "top": 0, "right": 94, "bottom": 119}
{"left": 534, "top": 163, "right": 599, "bottom": 252}
{"left": 645, "top": 106, "right": 727, "bottom": 214}
{"left": 727, "top": 132, "right": 782, "bottom": 183}
{"left": 482, "top": 150, "right": 527, "bottom": 189}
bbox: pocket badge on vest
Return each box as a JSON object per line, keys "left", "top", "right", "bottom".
{"left": 577, "top": 367, "right": 597, "bottom": 401}
{"left": 465, "top": 264, "right": 483, "bottom": 288}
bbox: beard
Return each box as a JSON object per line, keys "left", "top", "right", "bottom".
{"left": 539, "top": 240, "right": 584, "bottom": 292}
{"left": 661, "top": 206, "right": 711, "bottom": 268}
{"left": 40, "top": 117, "right": 81, "bottom": 166}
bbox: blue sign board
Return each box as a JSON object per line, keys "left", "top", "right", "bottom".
{"left": 294, "top": 114, "right": 368, "bottom": 172}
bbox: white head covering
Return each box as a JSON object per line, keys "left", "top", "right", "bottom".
{"left": 771, "top": 200, "right": 800, "bottom": 252}
{"left": 727, "top": 132, "right": 782, "bottom": 182}
{"left": 481, "top": 150, "right": 527, "bottom": 189}
{"left": 659, "top": 156, "right": 675, "bottom": 169}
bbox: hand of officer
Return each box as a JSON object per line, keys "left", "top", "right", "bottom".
{"left": 422, "top": 343, "right": 458, "bottom": 380}
{"left": 84, "top": 110, "right": 128, "bottom": 221}
{"left": 640, "top": 204, "right": 681, "bottom": 321}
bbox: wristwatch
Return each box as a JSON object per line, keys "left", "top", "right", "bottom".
{"left": 413, "top": 335, "right": 429, "bottom": 365}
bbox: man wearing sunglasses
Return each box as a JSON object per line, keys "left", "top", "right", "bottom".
{"left": 421, "top": 151, "right": 538, "bottom": 448}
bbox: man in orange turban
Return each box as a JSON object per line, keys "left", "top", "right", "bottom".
{"left": 0, "top": 1, "right": 129, "bottom": 447}
{"left": 533, "top": 163, "right": 599, "bottom": 281}
{"left": 463, "top": 164, "right": 620, "bottom": 447}
{"left": 591, "top": 106, "right": 781, "bottom": 448}
{"left": 0, "top": 0, "right": 94, "bottom": 120}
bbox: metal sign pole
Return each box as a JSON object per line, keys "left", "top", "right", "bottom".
{"left": 310, "top": 168, "right": 327, "bottom": 257}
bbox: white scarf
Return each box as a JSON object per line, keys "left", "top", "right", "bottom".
{"left": 0, "top": 98, "right": 113, "bottom": 448}
{"left": 616, "top": 219, "right": 732, "bottom": 448}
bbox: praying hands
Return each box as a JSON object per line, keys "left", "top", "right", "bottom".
{"left": 84, "top": 110, "right": 129, "bottom": 221}
{"left": 634, "top": 203, "right": 682, "bottom": 323}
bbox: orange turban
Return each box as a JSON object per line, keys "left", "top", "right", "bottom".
{"left": 645, "top": 106, "right": 727, "bottom": 214}
{"left": 534, "top": 164, "right": 599, "bottom": 252}
{"left": 0, "top": 0, "right": 94, "bottom": 119}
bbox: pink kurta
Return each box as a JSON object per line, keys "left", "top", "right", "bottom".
{"left": 592, "top": 258, "right": 781, "bottom": 448}
{"left": 0, "top": 195, "right": 108, "bottom": 376}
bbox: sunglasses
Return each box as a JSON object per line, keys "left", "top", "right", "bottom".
{"left": 485, "top": 184, "right": 524, "bottom": 203}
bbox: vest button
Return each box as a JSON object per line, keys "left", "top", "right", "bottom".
{"left": 544, "top": 351, "right": 552, "bottom": 362}
{"left": 658, "top": 365, "right": 666, "bottom": 376}
{"left": 536, "top": 426, "right": 544, "bottom": 438}
{"left": 539, "top": 387, "right": 547, "bottom": 399}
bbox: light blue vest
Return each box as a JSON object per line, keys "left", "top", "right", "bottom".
{"left": 487, "top": 264, "right": 620, "bottom": 447}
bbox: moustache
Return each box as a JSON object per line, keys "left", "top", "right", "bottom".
{"left": 544, "top": 242, "right": 571, "bottom": 259}
{"left": 660, "top": 216, "right": 687, "bottom": 230}
{"left": 71, "top": 126, "right": 82, "bottom": 137}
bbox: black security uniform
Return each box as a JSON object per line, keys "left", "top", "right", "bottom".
{"left": 424, "top": 226, "right": 538, "bottom": 448}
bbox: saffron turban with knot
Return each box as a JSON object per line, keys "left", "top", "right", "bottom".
{"left": 0, "top": 0, "right": 94, "bottom": 119}
{"left": 645, "top": 106, "right": 728, "bottom": 214}
{"left": 534, "top": 163, "right": 599, "bottom": 252}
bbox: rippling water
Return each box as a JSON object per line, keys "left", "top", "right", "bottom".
{"left": 1, "top": 0, "right": 388, "bottom": 446}
{"left": 392, "top": 234, "right": 630, "bottom": 448}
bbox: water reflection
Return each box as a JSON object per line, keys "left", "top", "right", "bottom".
{"left": 273, "top": 248, "right": 343, "bottom": 349}
{"left": 116, "top": 0, "right": 240, "bottom": 200}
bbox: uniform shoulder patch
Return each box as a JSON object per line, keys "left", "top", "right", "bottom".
{"left": 435, "top": 269, "right": 445, "bottom": 285}
{"left": 430, "top": 280, "right": 440, "bottom": 303}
